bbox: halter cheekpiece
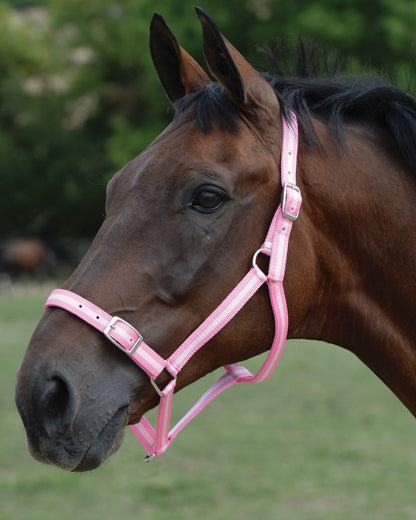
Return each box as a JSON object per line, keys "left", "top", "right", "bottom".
{"left": 44, "top": 113, "right": 302, "bottom": 461}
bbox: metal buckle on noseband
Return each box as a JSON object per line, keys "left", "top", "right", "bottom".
{"left": 281, "top": 182, "right": 301, "bottom": 221}
{"left": 103, "top": 316, "right": 143, "bottom": 355}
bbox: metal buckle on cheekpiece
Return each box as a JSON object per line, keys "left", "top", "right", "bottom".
{"left": 103, "top": 316, "right": 143, "bottom": 355}
{"left": 281, "top": 182, "right": 301, "bottom": 221}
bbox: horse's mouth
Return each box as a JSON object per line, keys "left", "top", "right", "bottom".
{"left": 73, "top": 405, "right": 129, "bottom": 472}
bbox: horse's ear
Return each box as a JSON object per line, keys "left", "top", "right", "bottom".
{"left": 150, "top": 13, "right": 210, "bottom": 103}
{"left": 195, "top": 8, "right": 278, "bottom": 117}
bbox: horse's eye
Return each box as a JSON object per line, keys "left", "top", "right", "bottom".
{"left": 192, "top": 189, "right": 226, "bottom": 213}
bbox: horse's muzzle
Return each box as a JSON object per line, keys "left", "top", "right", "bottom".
{"left": 15, "top": 362, "right": 131, "bottom": 471}
{"left": 14, "top": 308, "right": 148, "bottom": 471}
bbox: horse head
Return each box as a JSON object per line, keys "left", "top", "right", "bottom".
{"left": 15, "top": 10, "right": 309, "bottom": 471}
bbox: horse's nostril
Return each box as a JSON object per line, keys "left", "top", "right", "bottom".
{"left": 41, "top": 376, "right": 73, "bottom": 433}
{"left": 44, "top": 377, "right": 69, "bottom": 415}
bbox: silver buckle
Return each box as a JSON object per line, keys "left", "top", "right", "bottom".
{"left": 103, "top": 316, "right": 143, "bottom": 355}
{"left": 281, "top": 182, "right": 301, "bottom": 221}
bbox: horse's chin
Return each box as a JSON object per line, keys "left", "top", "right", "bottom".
{"left": 26, "top": 405, "right": 130, "bottom": 472}
{"left": 72, "top": 406, "right": 129, "bottom": 472}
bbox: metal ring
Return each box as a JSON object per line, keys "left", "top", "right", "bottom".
{"left": 252, "top": 248, "right": 264, "bottom": 269}
{"left": 150, "top": 375, "right": 177, "bottom": 398}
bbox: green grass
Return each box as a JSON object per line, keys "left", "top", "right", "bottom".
{"left": 1, "top": 287, "right": 416, "bottom": 519}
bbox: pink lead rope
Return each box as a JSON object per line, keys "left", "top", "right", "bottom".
{"left": 45, "top": 113, "right": 302, "bottom": 461}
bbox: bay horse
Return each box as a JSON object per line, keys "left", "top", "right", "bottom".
{"left": 1, "top": 239, "right": 46, "bottom": 274}
{"left": 15, "top": 9, "right": 416, "bottom": 471}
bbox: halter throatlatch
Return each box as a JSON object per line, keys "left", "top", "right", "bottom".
{"left": 44, "top": 113, "right": 302, "bottom": 462}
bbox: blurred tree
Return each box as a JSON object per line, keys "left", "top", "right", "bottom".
{"left": 0, "top": 0, "right": 414, "bottom": 238}
{"left": 0, "top": 2, "right": 108, "bottom": 237}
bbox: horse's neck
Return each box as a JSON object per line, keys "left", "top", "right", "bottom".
{"left": 292, "top": 120, "right": 416, "bottom": 416}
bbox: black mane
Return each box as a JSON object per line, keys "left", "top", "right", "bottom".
{"left": 174, "top": 44, "right": 416, "bottom": 176}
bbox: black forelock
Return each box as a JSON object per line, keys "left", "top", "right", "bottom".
{"left": 173, "top": 83, "right": 241, "bottom": 133}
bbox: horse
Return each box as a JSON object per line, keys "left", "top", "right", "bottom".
{"left": 0, "top": 239, "right": 47, "bottom": 275}
{"left": 15, "top": 8, "right": 416, "bottom": 472}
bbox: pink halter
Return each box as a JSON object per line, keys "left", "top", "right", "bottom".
{"left": 45, "top": 113, "right": 302, "bottom": 461}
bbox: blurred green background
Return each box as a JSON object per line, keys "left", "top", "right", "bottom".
{"left": 1, "top": 0, "right": 415, "bottom": 240}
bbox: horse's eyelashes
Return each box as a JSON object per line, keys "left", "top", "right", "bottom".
{"left": 191, "top": 187, "right": 227, "bottom": 214}
{"left": 196, "top": 190, "right": 222, "bottom": 208}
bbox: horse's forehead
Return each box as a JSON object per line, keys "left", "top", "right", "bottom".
{"left": 125, "top": 121, "right": 272, "bottom": 189}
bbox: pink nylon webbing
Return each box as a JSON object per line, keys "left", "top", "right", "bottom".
{"left": 44, "top": 113, "right": 302, "bottom": 461}
{"left": 45, "top": 289, "right": 167, "bottom": 380}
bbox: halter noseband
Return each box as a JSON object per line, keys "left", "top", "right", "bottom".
{"left": 44, "top": 113, "right": 302, "bottom": 461}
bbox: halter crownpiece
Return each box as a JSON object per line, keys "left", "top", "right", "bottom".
{"left": 44, "top": 113, "right": 302, "bottom": 461}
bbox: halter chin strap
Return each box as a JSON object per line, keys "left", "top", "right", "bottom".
{"left": 45, "top": 113, "right": 302, "bottom": 461}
